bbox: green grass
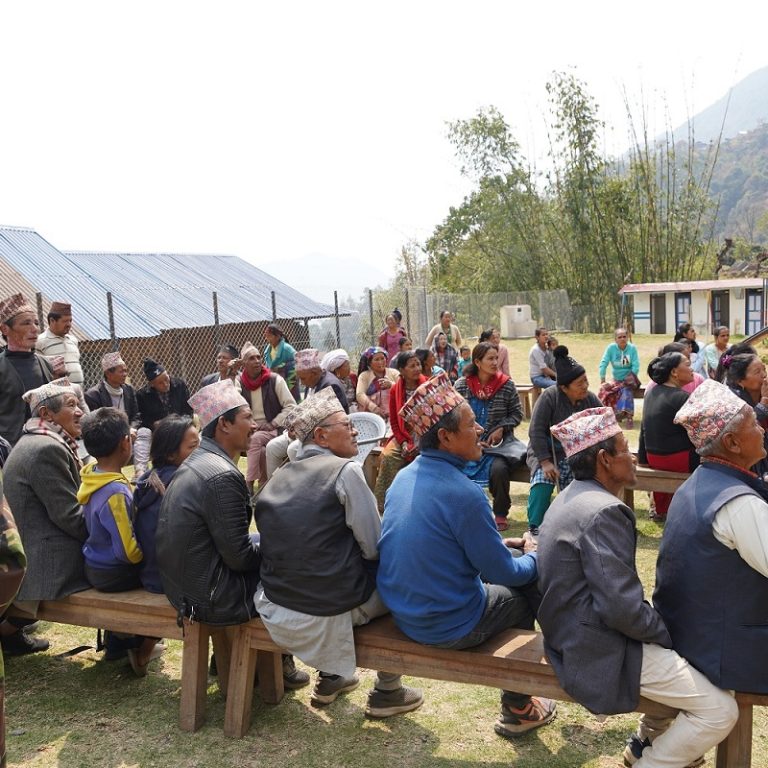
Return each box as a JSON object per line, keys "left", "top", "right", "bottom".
{"left": 6, "top": 333, "right": 760, "bottom": 767}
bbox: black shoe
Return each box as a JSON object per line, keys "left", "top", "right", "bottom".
{"left": 282, "top": 655, "right": 310, "bottom": 690}
{"left": 528, "top": 525, "right": 540, "bottom": 536}
{"left": 1, "top": 629, "right": 50, "bottom": 657}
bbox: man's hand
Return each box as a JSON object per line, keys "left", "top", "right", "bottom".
{"left": 541, "top": 459, "right": 559, "bottom": 482}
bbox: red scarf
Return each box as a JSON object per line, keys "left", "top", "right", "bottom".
{"left": 465, "top": 372, "right": 509, "bottom": 400}
{"left": 240, "top": 365, "right": 272, "bottom": 391}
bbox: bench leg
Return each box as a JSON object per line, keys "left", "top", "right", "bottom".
{"left": 211, "top": 627, "right": 234, "bottom": 699}
{"left": 716, "top": 701, "right": 752, "bottom": 768}
{"left": 623, "top": 487, "right": 635, "bottom": 511}
{"left": 223, "top": 625, "right": 259, "bottom": 738}
{"left": 179, "top": 621, "right": 210, "bottom": 732}
{"left": 257, "top": 650, "right": 285, "bottom": 705}
{"left": 522, "top": 394, "right": 531, "bottom": 420}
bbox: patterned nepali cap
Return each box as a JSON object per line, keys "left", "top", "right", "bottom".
{"left": 550, "top": 407, "right": 623, "bottom": 458}
{"left": 295, "top": 348, "right": 322, "bottom": 371}
{"left": 22, "top": 377, "right": 75, "bottom": 412}
{"left": 673, "top": 379, "right": 749, "bottom": 450}
{"left": 49, "top": 301, "right": 72, "bottom": 315}
{"left": 188, "top": 379, "right": 249, "bottom": 429}
{"left": 285, "top": 387, "right": 345, "bottom": 443}
{"left": 240, "top": 341, "right": 260, "bottom": 360}
{"left": 0, "top": 293, "right": 35, "bottom": 325}
{"left": 399, "top": 371, "right": 465, "bottom": 438}
{"left": 101, "top": 351, "right": 125, "bottom": 371}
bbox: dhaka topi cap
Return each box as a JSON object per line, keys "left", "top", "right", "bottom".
{"left": 285, "top": 387, "right": 345, "bottom": 443}
{"left": 45, "top": 355, "right": 66, "bottom": 375}
{"left": 0, "top": 293, "right": 35, "bottom": 325}
{"left": 673, "top": 379, "right": 750, "bottom": 451}
{"left": 399, "top": 371, "right": 465, "bottom": 438}
{"left": 143, "top": 358, "right": 165, "bottom": 381}
{"left": 240, "top": 341, "right": 260, "bottom": 360}
{"left": 321, "top": 349, "right": 349, "bottom": 373}
{"left": 101, "top": 351, "right": 125, "bottom": 371}
{"left": 550, "top": 407, "right": 623, "bottom": 458}
{"left": 49, "top": 301, "right": 72, "bottom": 315}
{"left": 188, "top": 379, "right": 249, "bottom": 429}
{"left": 22, "top": 377, "right": 74, "bottom": 413}
{"left": 295, "top": 348, "right": 322, "bottom": 372}
{"left": 554, "top": 345, "right": 586, "bottom": 387}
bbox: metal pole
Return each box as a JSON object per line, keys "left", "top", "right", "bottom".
{"left": 35, "top": 292, "right": 44, "bottom": 331}
{"left": 404, "top": 287, "right": 410, "bottom": 339}
{"left": 368, "top": 289, "right": 375, "bottom": 346}
{"left": 303, "top": 318, "right": 310, "bottom": 348}
{"left": 271, "top": 291, "right": 277, "bottom": 322}
{"left": 423, "top": 286, "right": 429, "bottom": 344}
{"left": 334, "top": 291, "right": 341, "bottom": 347}
{"left": 107, "top": 292, "right": 118, "bottom": 351}
{"left": 212, "top": 291, "right": 221, "bottom": 348}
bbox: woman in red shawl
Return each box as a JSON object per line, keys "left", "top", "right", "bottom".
{"left": 454, "top": 342, "right": 525, "bottom": 531}
{"left": 373, "top": 351, "right": 427, "bottom": 514}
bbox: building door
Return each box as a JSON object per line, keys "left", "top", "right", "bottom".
{"left": 651, "top": 294, "right": 666, "bottom": 334}
{"left": 746, "top": 289, "right": 764, "bottom": 335}
{"left": 674, "top": 292, "right": 691, "bottom": 330}
{"left": 711, "top": 290, "right": 730, "bottom": 331}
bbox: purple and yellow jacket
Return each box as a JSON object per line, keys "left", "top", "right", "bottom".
{"left": 79, "top": 464, "right": 142, "bottom": 570}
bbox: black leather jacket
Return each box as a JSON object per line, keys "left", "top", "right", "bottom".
{"left": 156, "top": 437, "right": 260, "bottom": 626}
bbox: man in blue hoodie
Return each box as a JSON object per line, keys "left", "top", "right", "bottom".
{"left": 377, "top": 372, "right": 555, "bottom": 739}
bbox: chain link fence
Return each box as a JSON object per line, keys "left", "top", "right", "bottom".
{"left": 32, "top": 285, "right": 573, "bottom": 393}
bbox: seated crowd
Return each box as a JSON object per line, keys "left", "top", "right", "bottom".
{"left": 1, "top": 290, "right": 767, "bottom": 766}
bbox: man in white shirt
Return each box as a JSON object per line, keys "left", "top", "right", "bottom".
{"left": 36, "top": 301, "right": 83, "bottom": 385}
{"left": 528, "top": 328, "right": 556, "bottom": 388}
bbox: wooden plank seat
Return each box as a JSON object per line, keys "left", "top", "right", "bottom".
{"left": 223, "top": 616, "right": 762, "bottom": 765}
{"left": 37, "top": 588, "right": 234, "bottom": 732}
{"left": 223, "top": 614, "right": 677, "bottom": 739}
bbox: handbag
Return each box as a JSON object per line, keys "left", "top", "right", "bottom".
{"left": 482, "top": 434, "right": 527, "bottom": 465}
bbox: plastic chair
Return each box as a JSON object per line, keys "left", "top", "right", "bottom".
{"left": 349, "top": 411, "right": 387, "bottom": 465}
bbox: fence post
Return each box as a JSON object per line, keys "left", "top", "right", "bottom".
{"left": 334, "top": 291, "right": 341, "bottom": 347}
{"left": 35, "top": 292, "right": 44, "bottom": 330}
{"left": 212, "top": 291, "right": 221, "bottom": 348}
{"left": 422, "top": 286, "right": 429, "bottom": 344}
{"left": 368, "top": 289, "right": 375, "bottom": 346}
{"left": 271, "top": 291, "right": 277, "bottom": 322}
{"left": 303, "top": 318, "right": 310, "bottom": 348}
{"left": 404, "top": 287, "right": 410, "bottom": 340}
{"left": 107, "top": 292, "right": 118, "bottom": 351}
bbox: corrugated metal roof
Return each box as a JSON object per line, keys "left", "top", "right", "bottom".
{"left": 0, "top": 226, "right": 337, "bottom": 340}
{"left": 619, "top": 278, "right": 765, "bottom": 294}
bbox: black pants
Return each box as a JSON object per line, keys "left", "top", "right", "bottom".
{"left": 85, "top": 563, "right": 142, "bottom": 593}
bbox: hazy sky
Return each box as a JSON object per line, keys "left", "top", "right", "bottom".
{"left": 1, "top": 1, "right": 765, "bottom": 302}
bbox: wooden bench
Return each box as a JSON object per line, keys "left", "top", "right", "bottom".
{"left": 37, "top": 588, "right": 234, "bottom": 732}
{"left": 222, "top": 614, "right": 765, "bottom": 765}
{"left": 222, "top": 614, "right": 677, "bottom": 738}
{"left": 515, "top": 384, "right": 541, "bottom": 419}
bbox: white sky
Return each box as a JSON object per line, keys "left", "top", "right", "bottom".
{"left": 1, "top": 1, "right": 765, "bottom": 303}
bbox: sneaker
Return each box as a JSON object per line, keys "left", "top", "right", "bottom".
{"left": 365, "top": 685, "right": 424, "bottom": 718}
{"left": 282, "top": 655, "right": 310, "bottom": 690}
{"left": 625, "top": 418, "right": 634, "bottom": 430}
{"left": 495, "top": 516, "right": 509, "bottom": 531}
{"left": 494, "top": 697, "right": 556, "bottom": 738}
{"left": 311, "top": 673, "right": 360, "bottom": 705}
{"left": 622, "top": 735, "right": 650, "bottom": 766}
{"left": 1, "top": 629, "right": 49, "bottom": 657}
{"left": 622, "top": 734, "right": 704, "bottom": 767}
{"left": 529, "top": 525, "right": 540, "bottom": 536}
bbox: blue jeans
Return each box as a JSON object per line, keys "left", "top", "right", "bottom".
{"left": 532, "top": 375, "right": 556, "bottom": 388}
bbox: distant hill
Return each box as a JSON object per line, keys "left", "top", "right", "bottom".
{"left": 671, "top": 66, "right": 768, "bottom": 142}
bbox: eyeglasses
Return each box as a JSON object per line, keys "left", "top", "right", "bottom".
{"left": 318, "top": 419, "right": 355, "bottom": 431}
